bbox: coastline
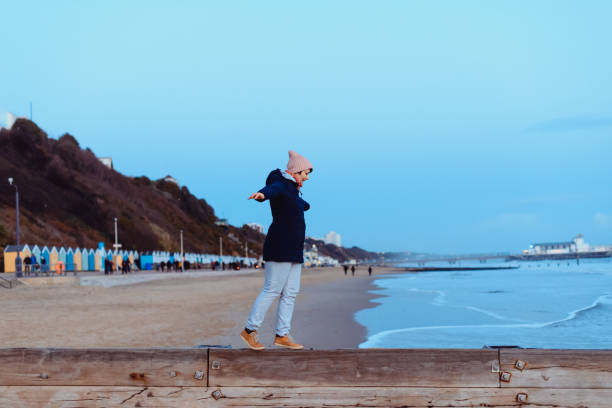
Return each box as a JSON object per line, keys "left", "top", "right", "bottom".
{"left": 289, "top": 268, "right": 388, "bottom": 349}
{"left": 203, "top": 266, "right": 401, "bottom": 349}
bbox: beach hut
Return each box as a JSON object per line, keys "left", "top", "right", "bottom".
{"left": 41, "top": 246, "right": 50, "bottom": 273}
{"left": 94, "top": 249, "right": 103, "bottom": 271}
{"left": 107, "top": 250, "right": 116, "bottom": 272}
{"left": 49, "top": 247, "right": 59, "bottom": 269}
{"left": 66, "top": 248, "right": 74, "bottom": 272}
{"left": 3, "top": 245, "right": 29, "bottom": 273}
{"left": 73, "top": 248, "right": 82, "bottom": 272}
{"left": 59, "top": 247, "right": 67, "bottom": 267}
{"left": 115, "top": 251, "right": 124, "bottom": 269}
{"left": 88, "top": 249, "right": 95, "bottom": 271}
{"left": 81, "top": 248, "right": 89, "bottom": 272}
{"left": 140, "top": 252, "right": 153, "bottom": 270}
{"left": 31, "top": 245, "right": 41, "bottom": 265}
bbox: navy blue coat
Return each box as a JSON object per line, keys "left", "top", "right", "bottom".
{"left": 258, "top": 169, "right": 310, "bottom": 263}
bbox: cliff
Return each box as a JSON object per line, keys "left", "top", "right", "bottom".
{"left": 0, "top": 119, "right": 262, "bottom": 257}
{"left": 0, "top": 119, "right": 378, "bottom": 263}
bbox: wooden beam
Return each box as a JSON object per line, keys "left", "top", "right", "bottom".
{"left": 499, "top": 349, "right": 612, "bottom": 389}
{"left": 2, "top": 348, "right": 612, "bottom": 407}
{"left": 208, "top": 349, "right": 500, "bottom": 387}
{"left": 0, "top": 348, "right": 207, "bottom": 386}
{"left": 2, "top": 386, "right": 612, "bottom": 407}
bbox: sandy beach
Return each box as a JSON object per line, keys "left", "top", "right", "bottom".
{"left": 0, "top": 266, "right": 400, "bottom": 349}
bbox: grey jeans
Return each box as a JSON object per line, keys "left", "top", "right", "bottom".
{"left": 246, "top": 261, "right": 302, "bottom": 336}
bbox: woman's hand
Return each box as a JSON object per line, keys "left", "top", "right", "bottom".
{"left": 248, "top": 192, "right": 265, "bottom": 201}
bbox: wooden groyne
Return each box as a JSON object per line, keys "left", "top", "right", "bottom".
{"left": 1, "top": 348, "right": 612, "bottom": 407}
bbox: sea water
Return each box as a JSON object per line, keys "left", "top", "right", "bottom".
{"left": 356, "top": 258, "right": 612, "bottom": 348}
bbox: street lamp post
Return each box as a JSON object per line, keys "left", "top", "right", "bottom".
{"left": 180, "top": 229, "right": 184, "bottom": 272}
{"left": 112, "top": 217, "right": 122, "bottom": 272}
{"left": 8, "top": 178, "right": 22, "bottom": 277}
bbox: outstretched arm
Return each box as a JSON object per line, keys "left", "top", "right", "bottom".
{"left": 248, "top": 192, "right": 265, "bottom": 201}
{"left": 249, "top": 181, "right": 283, "bottom": 202}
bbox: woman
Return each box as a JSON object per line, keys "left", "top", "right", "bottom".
{"left": 241, "top": 150, "right": 313, "bottom": 350}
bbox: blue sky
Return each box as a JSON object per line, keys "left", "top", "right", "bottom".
{"left": 2, "top": 1, "right": 611, "bottom": 253}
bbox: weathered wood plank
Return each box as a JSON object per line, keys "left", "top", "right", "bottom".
{"left": 499, "top": 349, "right": 612, "bottom": 389}
{"left": 208, "top": 349, "right": 500, "bottom": 387}
{"left": 3, "top": 386, "right": 612, "bottom": 407}
{"left": 0, "top": 348, "right": 207, "bottom": 386}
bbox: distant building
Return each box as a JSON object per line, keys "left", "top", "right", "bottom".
{"left": 0, "top": 112, "right": 18, "bottom": 130}
{"left": 215, "top": 218, "right": 228, "bottom": 227}
{"left": 246, "top": 223, "right": 265, "bottom": 234}
{"left": 302, "top": 243, "right": 339, "bottom": 267}
{"left": 163, "top": 176, "right": 179, "bottom": 186}
{"left": 526, "top": 234, "right": 595, "bottom": 255}
{"left": 98, "top": 157, "right": 113, "bottom": 169}
{"left": 324, "top": 231, "right": 341, "bottom": 247}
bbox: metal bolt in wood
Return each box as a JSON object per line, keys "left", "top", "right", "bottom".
{"left": 514, "top": 359, "right": 527, "bottom": 371}
{"left": 194, "top": 370, "right": 204, "bottom": 380}
{"left": 500, "top": 371, "right": 512, "bottom": 382}
{"left": 516, "top": 392, "right": 528, "bottom": 402}
{"left": 39, "top": 373, "right": 48, "bottom": 379}
{"left": 211, "top": 389, "right": 224, "bottom": 400}
{"left": 212, "top": 360, "right": 221, "bottom": 370}
{"left": 169, "top": 371, "right": 177, "bottom": 377}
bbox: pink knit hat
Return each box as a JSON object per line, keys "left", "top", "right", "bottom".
{"left": 286, "top": 150, "right": 313, "bottom": 174}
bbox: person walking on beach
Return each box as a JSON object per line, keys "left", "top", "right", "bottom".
{"left": 351, "top": 265, "right": 355, "bottom": 276}
{"left": 368, "top": 265, "right": 372, "bottom": 276}
{"left": 241, "top": 150, "right": 313, "bottom": 351}
{"left": 56, "top": 260, "right": 64, "bottom": 276}
{"left": 343, "top": 264, "right": 348, "bottom": 275}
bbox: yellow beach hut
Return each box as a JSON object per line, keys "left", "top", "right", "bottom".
{"left": 49, "top": 247, "right": 59, "bottom": 269}
{"left": 3, "top": 244, "right": 29, "bottom": 273}
{"left": 73, "top": 248, "right": 82, "bottom": 272}
{"left": 94, "top": 249, "right": 104, "bottom": 272}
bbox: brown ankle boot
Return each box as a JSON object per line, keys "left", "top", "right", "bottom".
{"left": 240, "top": 329, "right": 264, "bottom": 350}
{"left": 273, "top": 334, "right": 303, "bottom": 350}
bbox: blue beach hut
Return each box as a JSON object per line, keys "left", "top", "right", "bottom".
{"left": 66, "top": 248, "right": 74, "bottom": 271}
{"left": 88, "top": 249, "right": 95, "bottom": 271}
{"left": 59, "top": 247, "right": 67, "bottom": 265}
{"left": 30, "top": 245, "right": 41, "bottom": 264}
{"left": 140, "top": 252, "right": 153, "bottom": 270}
{"left": 81, "top": 248, "right": 89, "bottom": 271}
{"left": 41, "top": 246, "right": 50, "bottom": 272}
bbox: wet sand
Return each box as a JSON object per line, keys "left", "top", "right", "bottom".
{"left": 0, "top": 266, "right": 399, "bottom": 349}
